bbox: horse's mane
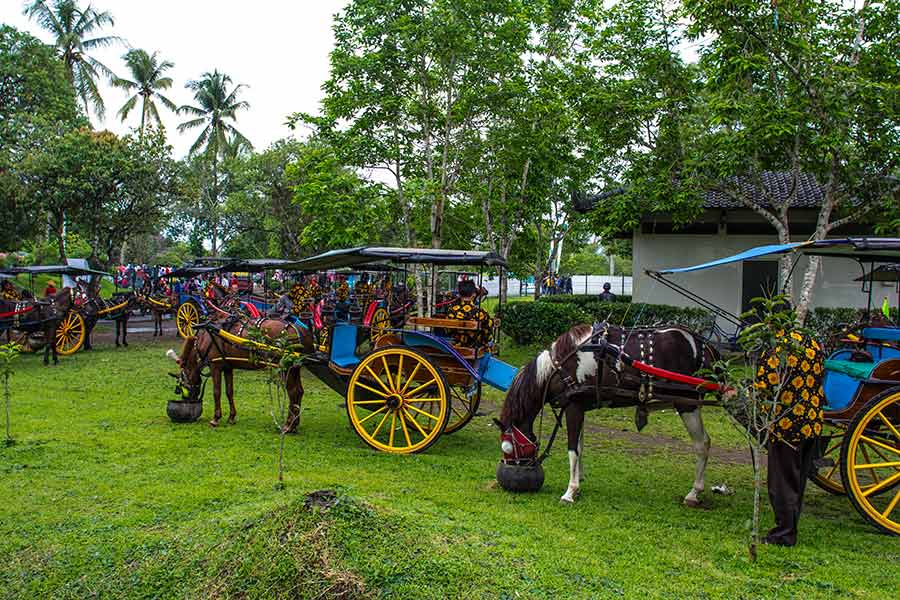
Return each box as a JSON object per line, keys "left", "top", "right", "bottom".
{"left": 180, "top": 336, "right": 197, "bottom": 371}
{"left": 499, "top": 323, "right": 593, "bottom": 425}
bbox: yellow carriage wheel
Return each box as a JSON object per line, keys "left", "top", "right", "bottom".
{"left": 369, "top": 306, "right": 390, "bottom": 343}
{"left": 444, "top": 382, "right": 482, "bottom": 434}
{"left": 176, "top": 302, "right": 200, "bottom": 338}
{"left": 55, "top": 311, "right": 85, "bottom": 356}
{"left": 346, "top": 346, "right": 449, "bottom": 454}
{"left": 840, "top": 387, "right": 900, "bottom": 535}
{"left": 809, "top": 421, "right": 847, "bottom": 495}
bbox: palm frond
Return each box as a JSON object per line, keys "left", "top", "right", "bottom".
{"left": 81, "top": 34, "right": 124, "bottom": 50}
{"left": 152, "top": 76, "right": 174, "bottom": 91}
{"left": 156, "top": 92, "right": 178, "bottom": 112}
{"left": 187, "top": 125, "right": 212, "bottom": 156}
{"left": 177, "top": 104, "right": 206, "bottom": 118}
{"left": 111, "top": 76, "right": 137, "bottom": 90}
{"left": 177, "top": 117, "right": 208, "bottom": 133}
{"left": 147, "top": 101, "right": 163, "bottom": 127}
{"left": 117, "top": 93, "right": 139, "bottom": 120}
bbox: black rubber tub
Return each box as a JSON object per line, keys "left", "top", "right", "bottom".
{"left": 166, "top": 399, "right": 203, "bottom": 423}
{"left": 496, "top": 461, "right": 545, "bottom": 493}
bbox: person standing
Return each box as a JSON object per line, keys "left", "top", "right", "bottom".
{"left": 754, "top": 329, "right": 825, "bottom": 546}
{"left": 598, "top": 282, "right": 616, "bottom": 302}
{"left": 43, "top": 279, "right": 57, "bottom": 297}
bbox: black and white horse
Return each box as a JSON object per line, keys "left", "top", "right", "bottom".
{"left": 496, "top": 323, "right": 721, "bottom": 505}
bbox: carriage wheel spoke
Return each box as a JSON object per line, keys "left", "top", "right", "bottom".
{"left": 403, "top": 408, "right": 428, "bottom": 438}
{"left": 354, "top": 382, "right": 390, "bottom": 399}
{"left": 395, "top": 355, "right": 403, "bottom": 393}
{"left": 388, "top": 411, "right": 397, "bottom": 447}
{"left": 882, "top": 489, "right": 900, "bottom": 519}
{"left": 357, "top": 405, "right": 388, "bottom": 424}
{"left": 854, "top": 461, "right": 900, "bottom": 470}
{"left": 870, "top": 445, "right": 900, "bottom": 469}
{"left": 861, "top": 446, "right": 881, "bottom": 484}
{"left": 364, "top": 365, "right": 392, "bottom": 395}
{"left": 860, "top": 471, "right": 900, "bottom": 498}
{"left": 407, "top": 379, "right": 436, "bottom": 397}
{"left": 352, "top": 399, "right": 389, "bottom": 405}
{"left": 406, "top": 403, "right": 440, "bottom": 421}
{"left": 398, "top": 363, "right": 421, "bottom": 395}
{"left": 859, "top": 435, "right": 900, "bottom": 456}
{"left": 876, "top": 412, "right": 900, "bottom": 442}
{"left": 369, "top": 408, "right": 391, "bottom": 438}
{"left": 398, "top": 410, "right": 412, "bottom": 448}
{"left": 381, "top": 355, "right": 397, "bottom": 392}
{"left": 404, "top": 397, "right": 443, "bottom": 403}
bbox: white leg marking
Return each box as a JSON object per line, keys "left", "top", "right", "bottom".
{"left": 680, "top": 409, "right": 710, "bottom": 507}
{"left": 561, "top": 449, "right": 580, "bottom": 503}
{"left": 575, "top": 351, "right": 598, "bottom": 383}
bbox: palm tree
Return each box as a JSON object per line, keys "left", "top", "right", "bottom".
{"left": 177, "top": 70, "right": 251, "bottom": 254}
{"left": 23, "top": 0, "right": 122, "bottom": 119}
{"left": 111, "top": 49, "right": 176, "bottom": 137}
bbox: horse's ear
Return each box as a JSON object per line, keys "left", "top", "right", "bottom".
{"left": 492, "top": 418, "right": 504, "bottom": 430}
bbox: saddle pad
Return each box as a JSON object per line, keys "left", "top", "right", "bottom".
{"left": 824, "top": 359, "right": 875, "bottom": 381}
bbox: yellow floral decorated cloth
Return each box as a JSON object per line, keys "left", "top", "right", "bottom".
{"left": 446, "top": 300, "right": 494, "bottom": 348}
{"left": 755, "top": 332, "right": 825, "bottom": 444}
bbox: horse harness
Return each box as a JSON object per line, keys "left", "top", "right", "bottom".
{"left": 533, "top": 323, "right": 715, "bottom": 464}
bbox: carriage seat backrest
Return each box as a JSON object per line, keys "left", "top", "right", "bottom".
{"left": 330, "top": 323, "right": 360, "bottom": 369}
{"left": 862, "top": 327, "right": 900, "bottom": 342}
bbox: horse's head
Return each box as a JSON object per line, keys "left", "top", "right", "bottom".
{"left": 493, "top": 362, "right": 543, "bottom": 463}
{"left": 166, "top": 336, "right": 202, "bottom": 402}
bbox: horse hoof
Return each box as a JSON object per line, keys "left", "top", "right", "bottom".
{"left": 560, "top": 496, "right": 575, "bottom": 504}
{"left": 227, "top": 418, "right": 236, "bottom": 425}
{"left": 209, "top": 420, "right": 219, "bottom": 428}
{"left": 683, "top": 498, "right": 702, "bottom": 508}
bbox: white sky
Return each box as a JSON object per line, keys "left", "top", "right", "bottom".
{"left": 1, "top": 0, "right": 349, "bottom": 157}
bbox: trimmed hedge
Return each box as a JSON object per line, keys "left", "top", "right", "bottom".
{"left": 499, "top": 301, "right": 898, "bottom": 347}
{"left": 499, "top": 300, "right": 710, "bottom": 346}
{"left": 539, "top": 294, "right": 632, "bottom": 305}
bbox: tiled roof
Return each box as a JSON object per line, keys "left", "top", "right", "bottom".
{"left": 703, "top": 171, "right": 824, "bottom": 209}
{"left": 573, "top": 171, "right": 827, "bottom": 212}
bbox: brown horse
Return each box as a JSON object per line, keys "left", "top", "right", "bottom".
{"left": 0, "top": 288, "right": 75, "bottom": 365}
{"left": 496, "top": 322, "right": 721, "bottom": 505}
{"left": 137, "top": 293, "right": 175, "bottom": 337}
{"left": 167, "top": 317, "right": 315, "bottom": 430}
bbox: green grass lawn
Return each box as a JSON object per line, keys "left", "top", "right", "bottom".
{"left": 1, "top": 335, "right": 896, "bottom": 599}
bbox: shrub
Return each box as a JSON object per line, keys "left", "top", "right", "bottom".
{"left": 499, "top": 300, "right": 712, "bottom": 346}
{"left": 538, "top": 294, "right": 631, "bottom": 305}
{"left": 805, "top": 306, "right": 898, "bottom": 340}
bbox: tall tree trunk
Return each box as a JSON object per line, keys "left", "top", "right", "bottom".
{"left": 54, "top": 214, "right": 67, "bottom": 263}
{"left": 211, "top": 155, "right": 219, "bottom": 256}
{"left": 139, "top": 95, "right": 147, "bottom": 139}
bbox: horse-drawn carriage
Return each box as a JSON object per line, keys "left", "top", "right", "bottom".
{"left": 0, "top": 264, "right": 108, "bottom": 357}
{"left": 170, "top": 247, "right": 518, "bottom": 454}
{"left": 647, "top": 238, "right": 900, "bottom": 535}
{"left": 497, "top": 238, "right": 898, "bottom": 536}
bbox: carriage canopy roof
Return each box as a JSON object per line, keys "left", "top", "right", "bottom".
{"left": 855, "top": 263, "right": 900, "bottom": 283}
{"left": 653, "top": 238, "right": 900, "bottom": 275}
{"left": 0, "top": 264, "right": 109, "bottom": 277}
{"left": 285, "top": 247, "right": 507, "bottom": 271}
{"left": 162, "top": 265, "right": 223, "bottom": 278}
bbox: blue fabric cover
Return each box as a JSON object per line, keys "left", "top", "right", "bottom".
{"left": 862, "top": 327, "right": 900, "bottom": 342}
{"left": 658, "top": 243, "right": 806, "bottom": 274}
{"left": 478, "top": 354, "right": 519, "bottom": 392}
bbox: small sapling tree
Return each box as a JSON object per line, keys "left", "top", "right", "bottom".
{"left": 0, "top": 342, "right": 21, "bottom": 446}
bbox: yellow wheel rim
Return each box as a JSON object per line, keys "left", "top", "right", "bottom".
{"left": 55, "top": 311, "right": 85, "bottom": 355}
{"left": 810, "top": 422, "right": 846, "bottom": 494}
{"left": 369, "top": 307, "right": 390, "bottom": 343}
{"left": 842, "top": 389, "right": 900, "bottom": 535}
{"left": 346, "top": 347, "right": 448, "bottom": 454}
{"left": 444, "top": 383, "right": 481, "bottom": 434}
{"left": 176, "top": 303, "right": 199, "bottom": 338}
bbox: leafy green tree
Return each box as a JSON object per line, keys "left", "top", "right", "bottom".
{"left": 23, "top": 0, "right": 122, "bottom": 119}
{"left": 287, "top": 141, "right": 391, "bottom": 252}
{"left": 112, "top": 49, "right": 177, "bottom": 137}
{"left": 0, "top": 24, "right": 80, "bottom": 250}
{"left": 21, "top": 127, "right": 180, "bottom": 268}
{"left": 177, "top": 70, "right": 251, "bottom": 254}
{"left": 682, "top": 0, "right": 899, "bottom": 320}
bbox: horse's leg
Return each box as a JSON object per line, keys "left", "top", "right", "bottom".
{"left": 209, "top": 368, "right": 222, "bottom": 427}
{"left": 121, "top": 316, "right": 128, "bottom": 347}
{"left": 43, "top": 325, "right": 52, "bottom": 365}
{"left": 561, "top": 405, "right": 585, "bottom": 504}
{"left": 282, "top": 366, "right": 303, "bottom": 433}
{"left": 577, "top": 427, "right": 585, "bottom": 483}
{"left": 679, "top": 407, "right": 711, "bottom": 507}
{"left": 115, "top": 319, "right": 121, "bottom": 347}
{"left": 225, "top": 369, "right": 236, "bottom": 424}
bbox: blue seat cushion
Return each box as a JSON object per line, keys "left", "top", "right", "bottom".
{"left": 330, "top": 324, "right": 360, "bottom": 369}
